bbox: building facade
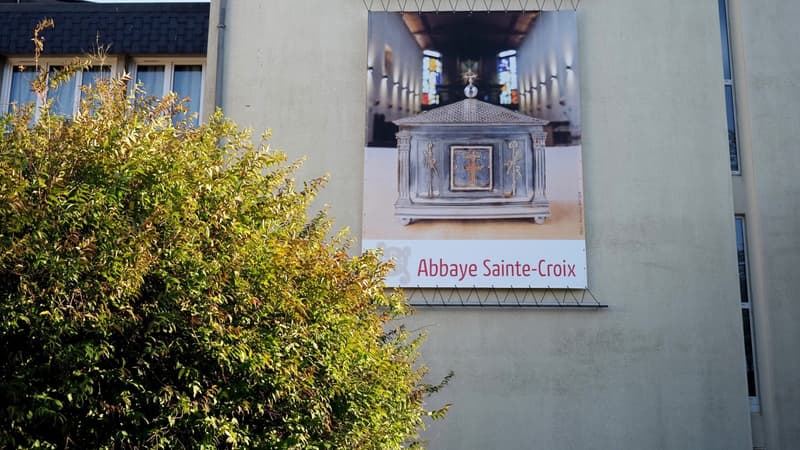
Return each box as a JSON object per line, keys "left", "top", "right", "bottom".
{"left": 2, "top": 1, "right": 799, "bottom": 449}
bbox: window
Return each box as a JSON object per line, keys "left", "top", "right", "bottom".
{"left": 1, "top": 60, "right": 112, "bottom": 117}
{"left": 735, "top": 216, "right": 759, "bottom": 411}
{"left": 3, "top": 58, "right": 204, "bottom": 123}
{"left": 421, "top": 50, "right": 442, "bottom": 106}
{"left": 497, "top": 50, "right": 519, "bottom": 106}
{"left": 718, "top": 0, "right": 740, "bottom": 173}
{"left": 130, "top": 59, "right": 204, "bottom": 126}
{"left": 5, "top": 65, "right": 37, "bottom": 111}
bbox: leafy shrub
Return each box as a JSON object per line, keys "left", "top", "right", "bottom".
{"left": 0, "top": 52, "right": 445, "bottom": 448}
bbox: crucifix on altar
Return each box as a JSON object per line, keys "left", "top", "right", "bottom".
{"left": 451, "top": 146, "right": 492, "bottom": 191}
{"left": 464, "top": 151, "right": 483, "bottom": 186}
{"left": 462, "top": 69, "right": 479, "bottom": 98}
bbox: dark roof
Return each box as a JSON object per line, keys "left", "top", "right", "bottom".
{"left": 395, "top": 99, "right": 548, "bottom": 126}
{"left": 0, "top": 2, "right": 209, "bottom": 56}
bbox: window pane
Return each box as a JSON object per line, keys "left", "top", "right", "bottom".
{"left": 422, "top": 54, "right": 442, "bottom": 106}
{"left": 718, "top": 0, "right": 732, "bottom": 80}
{"left": 8, "top": 66, "right": 37, "bottom": 112}
{"left": 78, "top": 66, "right": 112, "bottom": 113}
{"left": 741, "top": 309, "right": 757, "bottom": 397}
{"left": 735, "top": 217, "right": 749, "bottom": 304}
{"left": 725, "top": 85, "right": 739, "bottom": 172}
{"left": 498, "top": 52, "right": 519, "bottom": 106}
{"left": 136, "top": 65, "right": 165, "bottom": 97}
{"left": 47, "top": 66, "right": 77, "bottom": 116}
{"left": 81, "top": 66, "right": 111, "bottom": 93}
{"left": 172, "top": 64, "right": 202, "bottom": 126}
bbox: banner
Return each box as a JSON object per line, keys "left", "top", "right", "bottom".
{"left": 363, "top": 10, "right": 585, "bottom": 288}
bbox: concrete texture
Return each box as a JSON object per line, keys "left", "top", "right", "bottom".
{"left": 728, "top": 1, "right": 800, "bottom": 448}
{"left": 205, "top": 0, "right": 759, "bottom": 448}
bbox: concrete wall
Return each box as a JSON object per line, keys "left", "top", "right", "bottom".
{"left": 205, "top": 0, "right": 367, "bottom": 231}
{"left": 728, "top": 0, "right": 800, "bottom": 448}
{"left": 206, "top": 1, "right": 755, "bottom": 448}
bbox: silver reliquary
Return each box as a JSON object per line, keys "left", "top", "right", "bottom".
{"left": 393, "top": 92, "right": 550, "bottom": 225}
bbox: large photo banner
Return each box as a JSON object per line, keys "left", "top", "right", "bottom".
{"left": 362, "top": 10, "right": 586, "bottom": 288}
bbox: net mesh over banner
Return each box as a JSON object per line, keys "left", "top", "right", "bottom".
{"left": 360, "top": 1, "right": 603, "bottom": 308}
{"left": 361, "top": 0, "right": 583, "bottom": 12}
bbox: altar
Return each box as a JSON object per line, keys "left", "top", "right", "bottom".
{"left": 393, "top": 82, "right": 550, "bottom": 225}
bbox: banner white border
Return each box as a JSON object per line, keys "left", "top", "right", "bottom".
{"left": 364, "top": 239, "right": 586, "bottom": 288}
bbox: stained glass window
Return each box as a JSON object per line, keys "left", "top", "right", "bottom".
{"left": 497, "top": 50, "right": 519, "bottom": 106}
{"left": 422, "top": 50, "right": 442, "bottom": 106}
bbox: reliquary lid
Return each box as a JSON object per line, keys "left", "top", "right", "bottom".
{"left": 394, "top": 98, "right": 549, "bottom": 127}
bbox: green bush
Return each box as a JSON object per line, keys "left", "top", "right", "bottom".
{"left": 0, "top": 55, "right": 445, "bottom": 448}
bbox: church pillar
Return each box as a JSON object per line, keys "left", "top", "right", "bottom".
{"left": 532, "top": 130, "right": 547, "bottom": 202}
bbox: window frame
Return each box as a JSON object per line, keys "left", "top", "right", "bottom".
{"left": 735, "top": 215, "right": 760, "bottom": 412}
{"left": 718, "top": 0, "right": 741, "bottom": 174}
{"left": 128, "top": 57, "right": 206, "bottom": 123}
{"left": 1, "top": 57, "right": 118, "bottom": 117}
